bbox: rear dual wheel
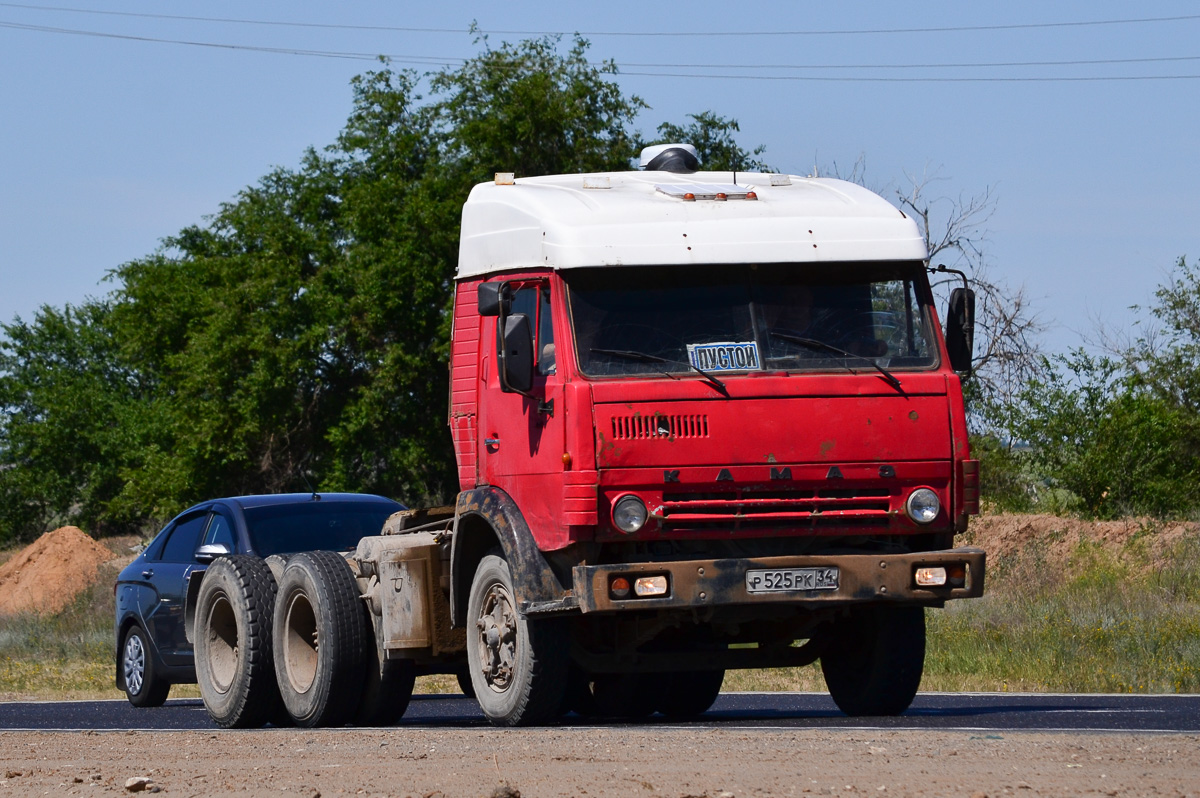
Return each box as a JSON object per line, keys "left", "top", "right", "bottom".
{"left": 273, "top": 551, "right": 368, "bottom": 728}
{"left": 194, "top": 556, "right": 282, "bottom": 728}
{"left": 270, "top": 550, "right": 416, "bottom": 727}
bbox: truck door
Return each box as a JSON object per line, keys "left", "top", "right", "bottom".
{"left": 478, "top": 280, "right": 566, "bottom": 546}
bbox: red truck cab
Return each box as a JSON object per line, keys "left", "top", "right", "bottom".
{"left": 447, "top": 149, "right": 984, "bottom": 723}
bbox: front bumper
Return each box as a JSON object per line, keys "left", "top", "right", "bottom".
{"left": 572, "top": 547, "right": 985, "bottom": 613}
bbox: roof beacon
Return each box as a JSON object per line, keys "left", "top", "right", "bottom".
{"left": 640, "top": 143, "right": 700, "bottom": 174}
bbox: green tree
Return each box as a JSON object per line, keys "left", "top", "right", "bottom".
{"left": 0, "top": 302, "right": 162, "bottom": 538}
{"left": 0, "top": 36, "right": 771, "bottom": 543}
{"left": 1010, "top": 258, "right": 1200, "bottom": 519}
{"left": 653, "top": 111, "right": 772, "bottom": 172}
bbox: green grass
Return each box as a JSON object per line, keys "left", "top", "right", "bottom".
{"left": 921, "top": 533, "right": 1200, "bottom": 693}
{"left": 0, "top": 563, "right": 122, "bottom": 699}
{"left": 3, "top": 526, "right": 1199, "bottom": 699}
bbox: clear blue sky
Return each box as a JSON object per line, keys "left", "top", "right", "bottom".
{"left": 2, "top": 1, "right": 1197, "bottom": 354}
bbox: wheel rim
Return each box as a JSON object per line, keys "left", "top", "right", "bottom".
{"left": 123, "top": 634, "right": 145, "bottom": 695}
{"left": 474, "top": 581, "right": 517, "bottom": 693}
{"left": 203, "top": 594, "right": 239, "bottom": 694}
{"left": 282, "top": 591, "right": 318, "bottom": 694}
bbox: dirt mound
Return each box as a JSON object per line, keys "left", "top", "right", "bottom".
{"left": 966, "top": 513, "right": 1199, "bottom": 573}
{"left": 0, "top": 527, "right": 116, "bottom": 616}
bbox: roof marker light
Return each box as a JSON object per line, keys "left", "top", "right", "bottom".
{"left": 494, "top": 172, "right": 515, "bottom": 186}
{"left": 746, "top": 191, "right": 758, "bottom": 200}
{"left": 683, "top": 193, "right": 696, "bottom": 201}
{"left": 769, "top": 174, "right": 792, "bottom": 186}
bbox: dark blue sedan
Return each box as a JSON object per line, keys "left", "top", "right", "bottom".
{"left": 114, "top": 492, "right": 403, "bottom": 706}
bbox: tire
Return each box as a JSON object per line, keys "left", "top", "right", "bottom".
{"left": 820, "top": 605, "right": 925, "bottom": 716}
{"left": 655, "top": 669, "right": 725, "bottom": 718}
{"left": 194, "top": 555, "right": 281, "bottom": 728}
{"left": 455, "top": 666, "right": 476, "bottom": 699}
{"left": 120, "top": 623, "right": 170, "bottom": 708}
{"left": 273, "top": 551, "right": 367, "bottom": 728}
{"left": 558, "top": 663, "right": 596, "bottom": 717}
{"left": 354, "top": 643, "right": 416, "bottom": 727}
{"left": 589, "top": 674, "right": 656, "bottom": 719}
{"left": 466, "top": 552, "right": 568, "bottom": 726}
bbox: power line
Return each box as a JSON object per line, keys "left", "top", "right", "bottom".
{"left": 4, "top": 18, "right": 1200, "bottom": 82}
{"left": 1, "top": 2, "right": 1199, "bottom": 38}
{"left": 621, "top": 54, "right": 1200, "bottom": 71}
{"left": 618, "top": 70, "right": 1200, "bottom": 82}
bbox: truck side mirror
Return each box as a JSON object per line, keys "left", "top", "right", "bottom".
{"left": 478, "top": 283, "right": 503, "bottom": 317}
{"left": 945, "top": 287, "right": 975, "bottom": 374}
{"left": 498, "top": 313, "right": 535, "bottom": 394}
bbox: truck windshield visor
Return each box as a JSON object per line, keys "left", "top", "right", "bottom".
{"left": 567, "top": 262, "right": 938, "bottom": 377}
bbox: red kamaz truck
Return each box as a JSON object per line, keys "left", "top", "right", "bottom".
{"left": 188, "top": 144, "right": 985, "bottom": 728}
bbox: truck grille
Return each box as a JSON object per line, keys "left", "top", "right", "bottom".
{"left": 610, "top": 414, "right": 709, "bottom": 441}
{"left": 660, "top": 486, "right": 891, "bottom": 531}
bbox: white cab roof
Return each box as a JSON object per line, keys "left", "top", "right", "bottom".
{"left": 457, "top": 170, "right": 927, "bottom": 279}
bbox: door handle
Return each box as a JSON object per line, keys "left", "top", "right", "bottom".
{"left": 484, "top": 437, "right": 500, "bottom": 448}
{"left": 142, "top": 569, "right": 154, "bottom": 578}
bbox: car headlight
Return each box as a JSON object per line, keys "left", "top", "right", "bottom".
{"left": 612, "top": 495, "right": 648, "bottom": 534}
{"left": 905, "top": 488, "right": 941, "bottom": 524}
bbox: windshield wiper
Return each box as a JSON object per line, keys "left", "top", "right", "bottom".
{"left": 768, "top": 332, "right": 904, "bottom": 393}
{"left": 589, "top": 347, "right": 729, "bottom": 397}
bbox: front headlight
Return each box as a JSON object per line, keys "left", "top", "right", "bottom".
{"left": 905, "top": 488, "right": 941, "bottom": 524}
{"left": 612, "top": 495, "right": 648, "bottom": 534}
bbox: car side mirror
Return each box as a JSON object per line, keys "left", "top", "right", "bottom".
{"left": 195, "top": 543, "right": 231, "bottom": 564}
{"left": 498, "top": 313, "right": 534, "bottom": 394}
{"left": 945, "top": 287, "right": 975, "bottom": 374}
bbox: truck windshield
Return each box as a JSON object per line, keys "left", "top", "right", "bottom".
{"left": 567, "top": 262, "right": 937, "bottom": 378}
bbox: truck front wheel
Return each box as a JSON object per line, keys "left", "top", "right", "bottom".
{"left": 466, "top": 552, "right": 568, "bottom": 726}
{"left": 820, "top": 605, "right": 925, "bottom": 716}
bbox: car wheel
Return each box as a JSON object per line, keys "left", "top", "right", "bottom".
{"left": 466, "top": 552, "right": 568, "bottom": 726}
{"left": 273, "top": 551, "right": 367, "bottom": 728}
{"left": 821, "top": 605, "right": 925, "bottom": 716}
{"left": 194, "top": 555, "right": 282, "bottom": 728}
{"left": 121, "top": 623, "right": 170, "bottom": 708}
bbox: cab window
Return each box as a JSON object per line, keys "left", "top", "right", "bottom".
{"left": 506, "top": 282, "right": 556, "bottom": 376}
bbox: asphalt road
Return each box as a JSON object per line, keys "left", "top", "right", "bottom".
{"left": 2, "top": 692, "right": 1197, "bottom": 733}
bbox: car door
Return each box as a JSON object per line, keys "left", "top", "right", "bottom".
{"left": 142, "top": 511, "right": 210, "bottom": 665}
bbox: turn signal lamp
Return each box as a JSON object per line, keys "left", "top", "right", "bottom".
{"left": 610, "top": 577, "right": 632, "bottom": 599}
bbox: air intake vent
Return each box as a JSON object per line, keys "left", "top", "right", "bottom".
{"left": 611, "top": 414, "right": 709, "bottom": 441}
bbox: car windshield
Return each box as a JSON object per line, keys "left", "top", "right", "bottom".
{"left": 567, "top": 261, "right": 937, "bottom": 377}
{"left": 243, "top": 500, "right": 400, "bottom": 556}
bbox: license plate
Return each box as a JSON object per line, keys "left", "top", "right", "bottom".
{"left": 745, "top": 567, "right": 839, "bottom": 593}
